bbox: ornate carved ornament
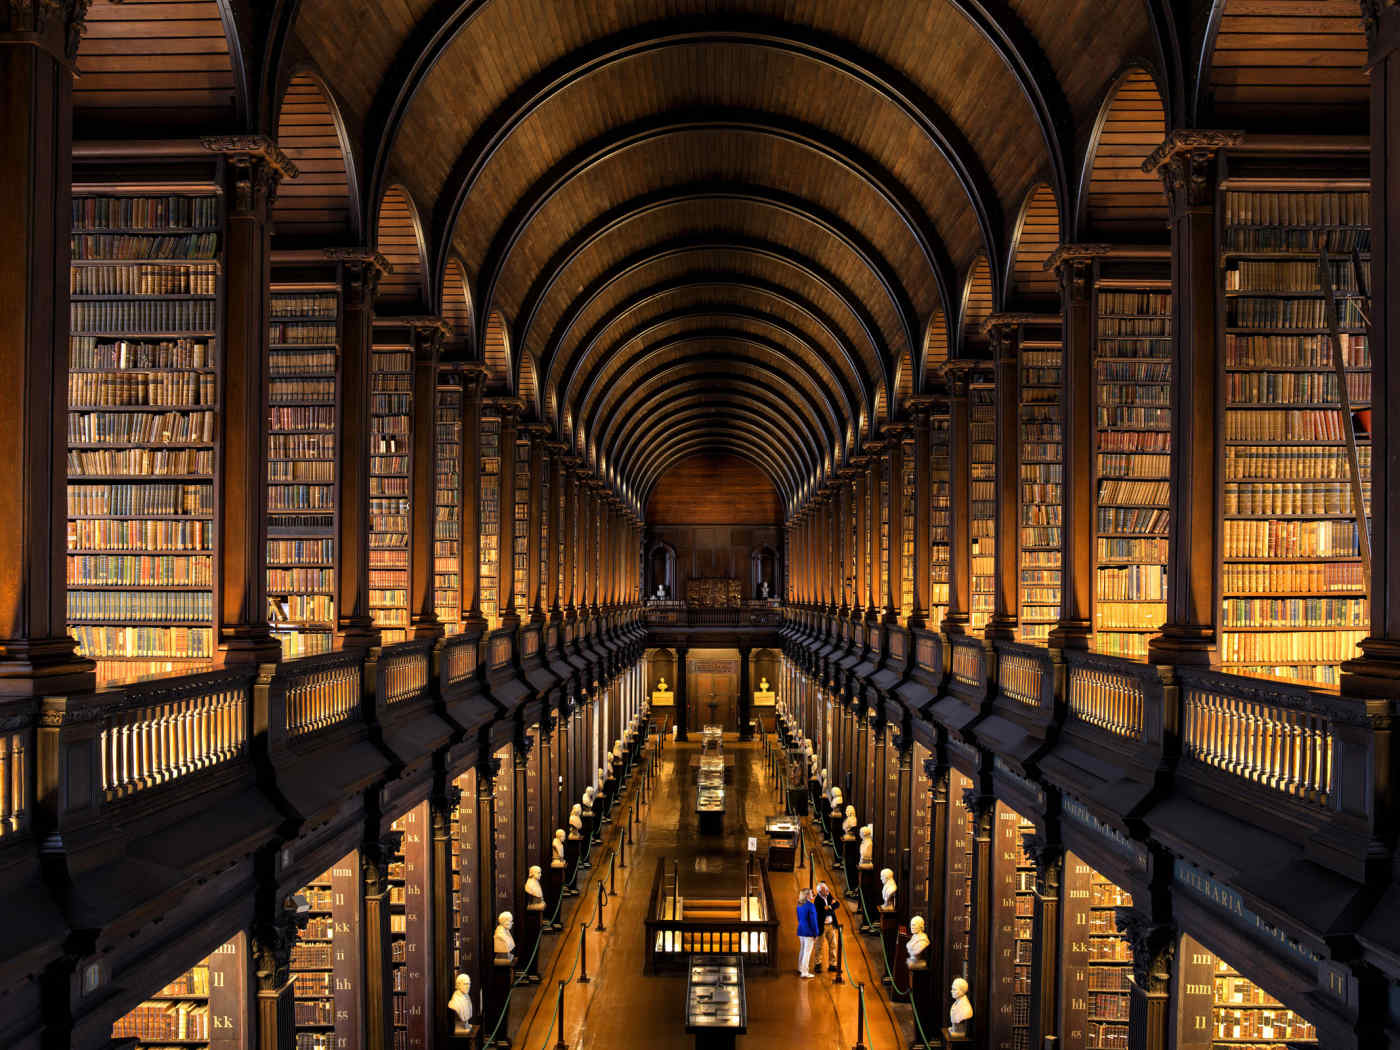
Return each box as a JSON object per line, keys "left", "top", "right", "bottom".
{"left": 1141, "top": 130, "right": 1245, "bottom": 174}
{"left": 252, "top": 894, "right": 311, "bottom": 989}
{"left": 1020, "top": 831, "right": 1064, "bottom": 875}
{"left": 1113, "top": 907, "right": 1176, "bottom": 994}
{"left": 1043, "top": 243, "right": 1115, "bottom": 273}
{"left": 0, "top": 0, "right": 92, "bottom": 61}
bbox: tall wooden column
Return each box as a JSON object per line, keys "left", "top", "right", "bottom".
{"left": 1047, "top": 249, "right": 1103, "bottom": 650}
{"left": 1025, "top": 836, "right": 1064, "bottom": 1048}
{"left": 1144, "top": 131, "right": 1240, "bottom": 666}
{"left": 865, "top": 446, "right": 883, "bottom": 624}
{"left": 944, "top": 371, "right": 972, "bottom": 635}
{"left": 964, "top": 790, "right": 996, "bottom": 1041}
{"left": 986, "top": 320, "right": 1021, "bottom": 640}
{"left": 249, "top": 873, "right": 301, "bottom": 1050}
{"left": 921, "top": 762, "right": 950, "bottom": 1009}
{"left": 430, "top": 780, "right": 461, "bottom": 1049}
{"left": 496, "top": 404, "right": 521, "bottom": 628}
{"left": 460, "top": 367, "right": 488, "bottom": 632}
{"left": 676, "top": 646, "right": 689, "bottom": 741}
{"left": 885, "top": 430, "right": 908, "bottom": 623}
{"left": 329, "top": 251, "right": 388, "bottom": 649}
{"left": 0, "top": 2, "right": 94, "bottom": 696}
{"left": 562, "top": 463, "right": 578, "bottom": 617}
{"left": 526, "top": 428, "right": 547, "bottom": 622}
{"left": 363, "top": 832, "right": 401, "bottom": 1050}
{"left": 1115, "top": 911, "right": 1176, "bottom": 1050}
{"left": 545, "top": 443, "right": 564, "bottom": 619}
{"left": 410, "top": 321, "right": 446, "bottom": 641}
{"left": 1347, "top": 5, "right": 1400, "bottom": 697}
{"left": 738, "top": 645, "right": 752, "bottom": 739}
{"left": 208, "top": 137, "right": 296, "bottom": 666}
{"left": 909, "top": 404, "right": 933, "bottom": 629}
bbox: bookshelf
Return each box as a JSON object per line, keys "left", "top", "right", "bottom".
{"left": 539, "top": 446, "right": 551, "bottom": 613}
{"left": 111, "top": 934, "right": 245, "bottom": 1048}
{"left": 371, "top": 335, "right": 413, "bottom": 644}
{"left": 454, "top": 766, "right": 482, "bottom": 984}
{"left": 946, "top": 770, "right": 975, "bottom": 981}
{"left": 930, "top": 404, "right": 951, "bottom": 627}
{"left": 68, "top": 190, "right": 222, "bottom": 684}
{"left": 970, "top": 377, "right": 997, "bottom": 633}
{"left": 390, "top": 802, "right": 430, "bottom": 1050}
{"left": 290, "top": 857, "right": 360, "bottom": 1050}
{"left": 901, "top": 435, "right": 916, "bottom": 619}
{"left": 513, "top": 436, "right": 531, "bottom": 613}
{"left": 1020, "top": 337, "right": 1065, "bottom": 643}
{"left": 479, "top": 411, "right": 501, "bottom": 625}
{"left": 1219, "top": 188, "right": 1371, "bottom": 684}
{"left": 990, "top": 805, "right": 1036, "bottom": 1050}
{"left": 1093, "top": 282, "right": 1172, "bottom": 659}
{"left": 1178, "top": 934, "right": 1317, "bottom": 1050}
{"left": 1087, "top": 868, "right": 1132, "bottom": 1049}
{"left": 879, "top": 464, "right": 890, "bottom": 609}
{"left": 266, "top": 284, "right": 340, "bottom": 658}
{"left": 435, "top": 370, "right": 463, "bottom": 633}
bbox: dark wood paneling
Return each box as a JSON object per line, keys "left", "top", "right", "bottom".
{"left": 274, "top": 71, "right": 355, "bottom": 240}
{"left": 646, "top": 454, "right": 782, "bottom": 525}
{"left": 1082, "top": 68, "right": 1168, "bottom": 239}
{"left": 1008, "top": 182, "right": 1062, "bottom": 308}
{"left": 375, "top": 185, "right": 427, "bottom": 309}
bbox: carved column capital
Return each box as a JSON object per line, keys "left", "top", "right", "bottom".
{"left": 1113, "top": 907, "right": 1176, "bottom": 994}
{"left": 1142, "top": 130, "right": 1243, "bottom": 213}
{"left": 251, "top": 894, "right": 310, "bottom": 992}
{"left": 202, "top": 135, "right": 299, "bottom": 214}
{"left": 363, "top": 831, "right": 404, "bottom": 897}
{"left": 0, "top": 0, "right": 92, "bottom": 60}
{"left": 327, "top": 249, "right": 392, "bottom": 310}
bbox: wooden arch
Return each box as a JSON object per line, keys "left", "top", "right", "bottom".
{"left": 273, "top": 69, "right": 360, "bottom": 242}
{"left": 893, "top": 352, "right": 914, "bottom": 418}
{"left": 1006, "top": 182, "right": 1061, "bottom": 310}
{"left": 439, "top": 256, "right": 474, "bottom": 353}
{"left": 482, "top": 311, "right": 513, "bottom": 393}
{"left": 374, "top": 185, "right": 430, "bottom": 310}
{"left": 1076, "top": 66, "right": 1168, "bottom": 241}
{"left": 518, "top": 353, "right": 541, "bottom": 418}
{"left": 921, "top": 308, "right": 951, "bottom": 386}
{"left": 959, "top": 255, "right": 994, "bottom": 353}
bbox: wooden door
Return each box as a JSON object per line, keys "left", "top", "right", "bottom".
{"left": 690, "top": 670, "right": 737, "bottom": 731}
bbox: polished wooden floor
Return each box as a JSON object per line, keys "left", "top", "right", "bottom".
{"left": 511, "top": 735, "right": 913, "bottom": 1049}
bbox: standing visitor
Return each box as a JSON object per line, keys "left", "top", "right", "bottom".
{"left": 796, "top": 888, "right": 819, "bottom": 978}
{"left": 813, "top": 881, "right": 840, "bottom": 974}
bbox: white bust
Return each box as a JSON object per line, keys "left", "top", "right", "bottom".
{"left": 656, "top": 677, "right": 668, "bottom": 692}
{"left": 880, "top": 868, "right": 897, "bottom": 906}
{"left": 760, "top": 676, "right": 770, "bottom": 691}
{"left": 448, "top": 973, "right": 473, "bottom": 1027}
{"left": 494, "top": 912, "right": 515, "bottom": 959}
{"left": 525, "top": 865, "right": 544, "bottom": 904}
{"left": 552, "top": 828, "right": 567, "bottom": 862}
{"left": 612, "top": 740, "right": 623, "bottom": 759}
{"left": 842, "top": 805, "right": 858, "bottom": 837}
{"left": 582, "top": 787, "right": 595, "bottom": 811}
{"left": 569, "top": 804, "right": 584, "bottom": 832}
{"left": 830, "top": 787, "right": 843, "bottom": 812}
{"left": 820, "top": 768, "right": 830, "bottom": 794}
{"left": 907, "top": 916, "right": 929, "bottom": 968}
{"left": 950, "top": 977, "right": 973, "bottom": 1034}
{"left": 859, "top": 824, "right": 874, "bottom": 865}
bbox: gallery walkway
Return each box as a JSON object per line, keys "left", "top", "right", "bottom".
{"left": 509, "top": 734, "right": 915, "bottom": 1050}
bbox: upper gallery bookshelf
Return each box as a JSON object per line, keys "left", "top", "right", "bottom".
{"left": 435, "top": 369, "right": 464, "bottom": 633}
{"left": 1020, "top": 327, "right": 1065, "bottom": 643}
{"left": 68, "top": 187, "right": 222, "bottom": 683}
{"left": 969, "top": 372, "right": 997, "bottom": 634}
{"left": 929, "top": 400, "right": 951, "bottom": 628}
{"left": 479, "top": 408, "right": 501, "bottom": 625}
{"left": 1218, "top": 184, "right": 1371, "bottom": 685}
{"left": 267, "top": 280, "right": 340, "bottom": 658}
{"left": 1092, "top": 267, "right": 1172, "bottom": 660}
{"left": 371, "top": 324, "right": 413, "bottom": 645}
{"left": 110, "top": 935, "right": 247, "bottom": 1048}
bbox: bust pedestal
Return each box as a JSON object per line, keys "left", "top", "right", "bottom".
{"left": 908, "top": 960, "right": 934, "bottom": 1047}
{"left": 486, "top": 958, "right": 514, "bottom": 1048}
{"left": 842, "top": 836, "right": 860, "bottom": 898}
{"left": 564, "top": 833, "right": 582, "bottom": 892}
{"left": 943, "top": 1027, "right": 972, "bottom": 1047}
{"left": 447, "top": 1016, "right": 480, "bottom": 1050}
{"left": 821, "top": 800, "right": 837, "bottom": 843}
{"left": 547, "top": 861, "right": 566, "bottom": 923}
{"left": 580, "top": 808, "right": 595, "bottom": 865}
{"left": 521, "top": 902, "right": 545, "bottom": 981}
{"left": 858, "top": 864, "right": 878, "bottom": 931}
{"left": 880, "top": 908, "right": 900, "bottom": 986}
{"left": 602, "top": 774, "right": 618, "bottom": 819}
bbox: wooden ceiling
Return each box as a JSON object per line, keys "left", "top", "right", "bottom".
{"left": 72, "top": 0, "right": 1367, "bottom": 513}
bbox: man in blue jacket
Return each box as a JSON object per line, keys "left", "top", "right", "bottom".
{"left": 796, "top": 888, "right": 819, "bottom": 978}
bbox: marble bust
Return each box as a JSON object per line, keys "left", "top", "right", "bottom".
{"left": 830, "top": 787, "right": 843, "bottom": 813}
{"left": 907, "top": 917, "right": 929, "bottom": 968}
{"left": 842, "top": 804, "right": 858, "bottom": 837}
{"left": 569, "top": 804, "right": 584, "bottom": 833}
{"left": 656, "top": 677, "right": 668, "bottom": 692}
{"left": 582, "top": 787, "right": 595, "bottom": 812}
{"left": 494, "top": 912, "right": 516, "bottom": 961}
{"left": 949, "top": 977, "right": 973, "bottom": 1034}
{"left": 760, "top": 581, "right": 770, "bottom": 598}
{"left": 820, "top": 768, "right": 830, "bottom": 795}
{"left": 525, "top": 865, "right": 544, "bottom": 906}
{"left": 552, "top": 828, "right": 567, "bottom": 863}
{"left": 759, "top": 676, "right": 770, "bottom": 691}
{"left": 880, "top": 868, "right": 897, "bottom": 907}
{"left": 448, "top": 973, "right": 473, "bottom": 1028}
{"left": 858, "top": 824, "right": 874, "bottom": 865}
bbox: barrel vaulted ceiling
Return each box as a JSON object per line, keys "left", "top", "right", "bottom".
{"left": 72, "top": 0, "right": 1372, "bottom": 515}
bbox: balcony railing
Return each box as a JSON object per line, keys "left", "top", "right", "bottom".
{"left": 281, "top": 649, "right": 366, "bottom": 738}
{"left": 643, "top": 601, "right": 782, "bottom": 628}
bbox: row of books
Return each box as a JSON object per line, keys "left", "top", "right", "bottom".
{"left": 1228, "top": 297, "right": 1366, "bottom": 329}
{"left": 71, "top": 336, "right": 212, "bottom": 371}
{"left": 271, "top": 349, "right": 337, "bottom": 375}
{"left": 1098, "top": 361, "right": 1170, "bottom": 383}
{"left": 271, "top": 379, "right": 336, "bottom": 402}
{"left": 1097, "top": 406, "right": 1170, "bottom": 429}
{"left": 68, "top": 483, "right": 211, "bottom": 516}
{"left": 1098, "top": 480, "right": 1169, "bottom": 507}
{"left": 1098, "top": 291, "right": 1171, "bottom": 315}
{"left": 1096, "top": 453, "right": 1169, "bottom": 479}
{"left": 1226, "top": 409, "right": 1352, "bottom": 442}
{"left": 1222, "top": 598, "right": 1367, "bottom": 628}
{"left": 67, "top": 554, "right": 212, "bottom": 587}
{"left": 70, "top": 410, "right": 215, "bottom": 445}
{"left": 1098, "top": 383, "right": 1170, "bottom": 406}
{"left": 270, "top": 406, "right": 334, "bottom": 431}
{"left": 1097, "top": 315, "right": 1170, "bottom": 336}
{"left": 1220, "top": 630, "right": 1367, "bottom": 664}
{"left": 270, "top": 293, "right": 338, "bottom": 319}
{"left": 268, "top": 539, "right": 334, "bottom": 564}
{"left": 69, "top": 370, "right": 216, "bottom": 407}
{"left": 373, "top": 477, "right": 410, "bottom": 497}
{"left": 1224, "top": 561, "right": 1365, "bottom": 594}
{"left": 270, "top": 460, "right": 335, "bottom": 482}
{"left": 1096, "top": 565, "right": 1167, "bottom": 601}
{"left": 70, "top": 624, "right": 214, "bottom": 658}
{"left": 68, "top": 518, "right": 211, "bottom": 551}
{"left": 68, "top": 590, "right": 211, "bottom": 623}
{"left": 269, "top": 485, "right": 336, "bottom": 511}
{"left": 70, "top": 262, "right": 218, "bottom": 296}
{"left": 1223, "top": 190, "right": 1367, "bottom": 229}
{"left": 270, "top": 322, "right": 338, "bottom": 345}
{"left": 270, "top": 595, "right": 335, "bottom": 624}
{"left": 271, "top": 433, "right": 336, "bottom": 459}
{"left": 1097, "top": 507, "right": 1169, "bottom": 534}
{"left": 72, "top": 299, "right": 216, "bottom": 333}
{"left": 1222, "top": 519, "right": 1362, "bottom": 559}
{"left": 72, "top": 231, "right": 219, "bottom": 261}
{"left": 374, "top": 416, "right": 410, "bottom": 436}
{"left": 73, "top": 195, "right": 219, "bottom": 231}
{"left": 1224, "top": 258, "right": 1365, "bottom": 293}
{"left": 1226, "top": 444, "right": 1370, "bottom": 480}
{"left": 1223, "top": 227, "right": 1369, "bottom": 253}
{"left": 111, "top": 1001, "right": 211, "bottom": 1041}
{"left": 1225, "top": 333, "right": 1368, "bottom": 370}
{"left": 267, "top": 567, "right": 335, "bottom": 591}
{"left": 1225, "top": 371, "right": 1368, "bottom": 403}
{"left": 1223, "top": 482, "right": 1361, "bottom": 517}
